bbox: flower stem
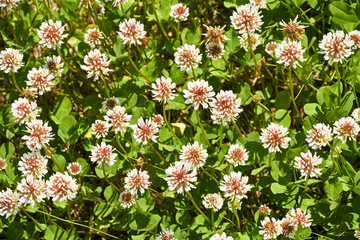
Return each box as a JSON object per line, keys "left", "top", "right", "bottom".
{"left": 230, "top": 119, "right": 243, "bottom": 137}
{"left": 334, "top": 62, "right": 342, "bottom": 104}
{"left": 191, "top": 64, "right": 197, "bottom": 79}
{"left": 40, "top": 205, "right": 65, "bottom": 231}
{"left": 44, "top": 146, "right": 63, "bottom": 172}
{"left": 37, "top": 209, "right": 121, "bottom": 239}
{"left": 268, "top": 152, "right": 272, "bottom": 168}
{"left": 120, "top": 3, "right": 128, "bottom": 18}
{"left": 354, "top": 140, "right": 360, "bottom": 158}
{"left": 116, "top": 134, "right": 128, "bottom": 156}
{"left": 102, "top": 162, "right": 121, "bottom": 194}
{"left": 21, "top": 208, "right": 44, "bottom": 231}
{"left": 196, "top": 109, "right": 210, "bottom": 146}
{"left": 201, "top": 167, "right": 219, "bottom": 184}
{"left": 211, "top": 211, "right": 215, "bottom": 232}
{"left": 102, "top": 78, "right": 110, "bottom": 98}
{"left": 288, "top": 67, "right": 302, "bottom": 123}
{"left": 186, "top": 191, "right": 215, "bottom": 232}
{"left": 12, "top": 71, "right": 22, "bottom": 93}
{"left": 163, "top": 103, "right": 180, "bottom": 142}
{"left": 150, "top": 0, "right": 169, "bottom": 40}
{"left": 57, "top": 46, "right": 77, "bottom": 73}
{"left": 127, "top": 48, "right": 151, "bottom": 84}
{"left": 149, "top": 142, "right": 166, "bottom": 163}
{"left": 233, "top": 208, "right": 241, "bottom": 230}
{"left": 201, "top": 58, "right": 210, "bottom": 80}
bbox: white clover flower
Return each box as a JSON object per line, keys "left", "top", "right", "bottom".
{"left": 220, "top": 171, "right": 251, "bottom": 201}
{"left": 11, "top": 97, "right": 39, "bottom": 125}
{"left": 124, "top": 169, "right": 151, "bottom": 195}
{"left": 319, "top": 30, "right": 354, "bottom": 63}
{"left": 294, "top": 151, "right": 322, "bottom": 179}
{"left": 174, "top": 44, "right": 202, "bottom": 72}
{"left": 47, "top": 172, "right": 79, "bottom": 202}
{"left": 260, "top": 123, "right": 291, "bottom": 153}
{"left": 164, "top": 161, "right": 197, "bottom": 194}
{"left": 230, "top": 4, "right": 263, "bottom": 34}
{"left": 80, "top": 49, "right": 113, "bottom": 81}
{"left": 43, "top": 55, "right": 64, "bottom": 77}
{"left": 183, "top": 79, "right": 215, "bottom": 110}
{"left": 118, "top": 18, "right": 146, "bottom": 46}
{"left": 259, "top": 217, "right": 283, "bottom": 239}
{"left": 333, "top": 117, "right": 360, "bottom": 143}
{"left": 169, "top": 3, "right": 189, "bottom": 22}
{"left": 239, "top": 33, "right": 260, "bottom": 51}
{"left": 26, "top": 67, "right": 55, "bottom": 95}
{"left": 38, "top": 20, "right": 68, "bottom": 50}
{"left": 225, "top": 144, "right": 248, "bottom": 167}
{"left": 90, "top": 142, "right": 118, "bottom": 167}
{"left": 180, "top": 141, "right": 208, "bottom": 169}
{"left": 210, "top": 90, "right": 242, "bottom": 126}
{"left": 0, "top": 48, "right": 24, "bottom": 73}
{"left": 151, "top": 76, "right": 177, "bottom": 103}
{"left": 275, "top": 40, "right": 305, "bottom": 68}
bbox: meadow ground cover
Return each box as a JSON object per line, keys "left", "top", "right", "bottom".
{"left": 1, "top": 0, "right": 360, "bottom": 239}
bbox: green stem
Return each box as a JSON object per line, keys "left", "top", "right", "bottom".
{"left": 149, "top": 143, "right": 166, "bottom": 162}
{"left": 304, "top": 176, "right": 308, "bottom": 192}
{"left": 40, "top": 205, "right": 65, "bottom": 231}
{"left": 163, "top": 103, "right": 180, "bottom": 142}
{"left": 120, "top": 3, "right": 128, "bottom": 18}
{"left": 328, "top": 142, "right": 341, "bottom": 175}
{"left": 334, "top": 62, "right": 342, "bottom": 104}
{"left": 201, "top": 58, "right": 210, "bottom": 80}
{"left": 176, "top": 21, "right": 180, "bottom": 41}
{"left": 102, "top": 78, "right": 110, "bottom": 98}
{"left": 21, "top": 208, "right": 44, "bottom": 231}
{"left": 12, "top": 71, "right": 22, "bottom": 93}
{"left": 57, "top": 46, "right": 77, "bottom": 73}
{"left": 44, "top": 146, "right": 63, "bottom": 172}
{"left": 288, "top": 67, "right": 302, "bottom": 123}
{"left": 230, "top": 119, "right": 243, "bottom": 137}
{"left": 37, "top": 209, "right": 121, "bottom": 239}
{"left": 116, "top": 134, "right": 128, "bottom": 156}
{"left": 102, "top": 162, "right": 121, "bottom": 194}
{"left": 201, "top": 167, "right": 219, "bottom": 184}
{"left": 186, "top": 191, "right": 215, "bottom": 232}
{"left": 191, "top": 64, "right": 197, "bottom": 79}
{"left": 233, "top": 208, "right": 241, "bottom": 230}
{"left": 268, "top": 152, "right": 272, "bottom": 168}
{"left": 353, "top": 140, "right": 360, "bottom": 158}
{"left": 196, "top": 109, "right": 210, "bottom": 146}
{"left": 211, "top": 211, "right": 215, "bottom": 230}
{"left": 150, "top": 0, "right": 169, "bottom": 40}
{"left": 127, "top": 48, "right": 151, "bottom": 83}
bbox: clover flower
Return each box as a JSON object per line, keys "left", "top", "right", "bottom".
{"left": 280, "top": 217, "right": 297, "bottom": 238}
{"left": 11, "top": 97, "right": 39, "bottom": 125}
{"left": 174, "top": 44, "right": 202, "bottom": 71}
{"left": 0, "top": 48, "right": 24, "bottom": 73}
{"left": 19, "top": 151, "right": 48, "bottom": 178}
{"left": 164, "top": 161, "right": 197, "bottom": 194}
{"left": 275, "top": 40, "right": 305, "bottom": 68}
{"left": 105, "top": 105, "right": 132, "bottom": 134}
{"left": 230, "top": 4, "right": 263, "bottom": 34}
{"left": 286, "top": 208, "right": 312, "bottom": 228}
{"left": 209, "top": 233, "right": 233, "bottom": 240}
{"left": 81, "top": 49, "right": 113, "bottom": 81}
{"left": 17, "top": 176, "right": 46, "bottom": 206}
{"left": 333, "top": 117, "right": 360, "bottom": 143}
{"left": 0, "top": 158, "right": 6, "bottom": 170}
{"left": 22, "top": 120, "right": 54, "bottom": 151}
{"left": 250, "top": 0, "right": 267, "bottom": 9}
{"left": 239, "top": 33, "right": 260, "bottom": 51}
{"left": 90, "top": 142, "right": 118, "bottom": 167}
{"left": 43, "top": 55, "right": 64, "bottom": 77}
{"left": 280, "top": 16, "right": 307, "bottom": 41}
{"left": 67, "top": 162, "right": 82, "bottom": 175}
{"left": 180, "top": 141, "right": 208, "bottom": 169}
{"left": 220, "top": 171, "right": 251, "bottom": 201}
{"left": 202, "top": 193, "right": 223, "bottom": 212}
{"left": 151, "top": 76, "right": 177, "bottom": 103}
{"left": 124, "top": 169, "right": 151, "bottom": 195}
{"left": 183, "top": 79, "right": 215, "bottom": 110}
{"left": 26, "top": 67, "right": 55, "bottom": 95}
{"left": 349, "top": 30, "right": 360, "bottom": 49}
{"left": 265, "top": 42, "right": 278, "bottom": 55}
{"left": 260, "top": 123, "right": 291, "bottom": 153}
{"left": 225, "top": 144, "right": 248, "bottom": 167}
{"left": 319, "top": 30, "right": 354, "bottom": 63}
{"left": 306, "top": 123, "right": 333, "bottom": 150}
{"left": 169, "top": 3, "right": 189, "bottom": 22}
{"left": 205, "top": 43, "right": 225, "bottom": 60}
{"left": 84, "top": 28, "right": 103, "bottom": 48}
{"left": 38, "top": 20, "right": 68, "bottom": 49}
{"left": 131, "top": 117, "right": 159, "bottom": 145}
{"left": 294, "top": 151, "right": 322, "bottom": 179}
{"left": 102, "top": 97, "right": 120, "bottom": 112}
{"left": 91, "top": 120, "right": 110, "bottom": 139}
{"left": 355, "top": 228, "right": 360, "bottom": 239}
{"left": 203, "top": 25, "right": 229, "bottom": 46}
{"left": 119, "top": 190, "right": 136, "bottom": 208}
{"left": 259, "top": 204, "right": 271, "bottom": 216}
{"left": 47, "top": 172, "right": 79, "bottom": 202}
{"left": 259, "top": 217, "right": 283, "bottom": 240}
{"left": 0, "top": 188, "right": 20, "bottom": 218}
{"left": 110, "top": 0, "right": 129, "bottom": 7}
{"left": 118, "top": 18, "right": 146, "bottom": 46}
{"left": 0, "top": 0, "right": 20, "bottom": 9}
{"left": 352, "top": 108, "right": 360, "bottom": 122}
{"left": 210, "top": 90, "right": 243, "bottom": 126}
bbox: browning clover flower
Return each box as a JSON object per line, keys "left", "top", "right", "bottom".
{"left": 0, "top": 0, "right": 20, "bottom": 9}
{"left": 352, "top": 108, "right": 360, "bottom": 122}
{"left": 294, "top": 151, "right": 322, "bottom": 179}
{"left": 38, "top": 20, "right": 68, "bottom": 50}
{"left": 169, "top": 3, "right": 189, "bottom": 22}
{"left": 225, "top": 144, "right": 249, "bottom": 167}
{"left": 80, "top": 49, "right": 113, "bottom": 81}
{"left": 102, "top": 97, "right": 120, "bottom": 112}
{"left": 105, "top": 105, "right": 132, "bottom": 134}
{"left": 220, "top": 171, "right": 251, "bottom": 201}
{"left": 119, "top": 190, "right": 136, "bottom": 208}
{"left": 286, "top": 208, "right": 312, "bottom": 228}
{"left": 22, "top": 119, "right": 54, "bottom": 151}
{"left": 183, "top": 79, "right": 215, "bottom": 110}
{"left": 26, "top": 67, "right": 55, "bottom": 95}
{"left": 260, "top": 123, "right": 291, "bottom": 153}
{"left": 205, "top": 43, "right": 225, "bottom": 60}
{"left": 210, "top": 90, "right": 243, "bottom": 126}
{"left": 174, "top": 44, "right": 202, "bottom": 71}
{"left": 11, "top": 97, "right": 39, "bottom": 125}
{"left": 203, "top": 25, "right": 229, "bottom": 46}
{"left": 202, "top": 193, "right": 223, "bottom": 212}
{"left": 91, "top": 120, "right": 110, "bottom": 139}
{"left": 349, "top": 30, "right": 360, "bottom": 49}
{"left": 259, "top": 204, "right": 271, "bottom": 216}
{"left": 90, "top": 142, "right": 118, "bottom": 167}
{"left": 118, "top": 18, "right": 146, "bottom": 46}
{"left": 265, "top": 42, "right": 278, "bottom": 55}
{"left": 355, "top": 228, "right": 360, "bottom": 239}
{"left": 0, "top": 158, "right": 6, "bottom": 170}
{"left": 84, "top": 28, "right": 103, "bottom": 48}
{"left": 131, "top": 117, "right": 159, "bottom": 145}
{"left": 153, "top": 114, "right": 164, "bottom": 127}
{"left": 43, "top": 55, "right": 64, "bottom": 77}
{"left": 110, "top": 0, "right": 129, "bottom": 7}
{"left": 151, "top": 76, "right": 177, "bottom": 103}
{"left": 306, "top": 123, "right": 333, "bottom": 150}
{"left": 17, "top": 176, "right": 46, "bottom": 206}
{"left": 164, "top": 161, "right": 197, "bottom": 194}
{"left": 319, "top": 30, "right": 354, "bottom": 63}
{"left": 47, "top": 172, "right": 79, "bottom": 202}
{"left": 280, "top": 217, "right": 297, "bottom": 238}
{"left": 0, "top": 188, "right": 20, "bottom": 218}
{"left": 124, "top": 169, "right": 151, "bottom": 195}
{"left": 280, "top": 16, "right": 307, "bottom": 41}
{"left": 275, "top": 40, "right": 305, "bottom": 68}
{"left": 333, "top": 117, "right": 360, "bottom": 143}
{"left": 67, "top": 162, "right": 82, "bottom": 175}
{"left": 180, "top": 141, "right": 208, "bottom": 169}
{"left": 259, "top": 217, "right": 282, "bottom": 240}
{"left": 19, "top": 151, "right": 48, "bottom": 178}
{"left": 230, "top": 4, "right": 263, "bottom": 34}
{"left": 0, "top": 48, "right": 24, "bottom": 73}
{"left": 250, "top": 0, "right": 267, "bottom": 9}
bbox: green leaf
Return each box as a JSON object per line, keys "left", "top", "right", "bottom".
{"left": 168, "top": 95, "right": 186, "bottom": 110}
{"left": 51, "top": 96, "right": 72, "bottom": 124}
{"left": 275, "top": 109, "right": 291, "bottom": 128}
{"left": 58, "top": 115, "right": 77, "bottom": 139}
{"left": 271, "top": 160, "right": 291, "bottom": 183}
{"left": 52, "top": 154, "right": 66, "bottom": 172}
{"left": 275, "top": 91, "right": 291, "bottom": 110}
{"left": 181, "top": 25, "right": 201, "bottom": 45}
{"left": 225, "top": 29, "right": 240, "bottom": 53}
{"left": 270, "top": 182, "right": 287, "bottom": 194}
{"left": 303, "top": 103, "right": 323, "bottom": 117}
{"left": 94, "top": 202, "right": 113, "bottom": 217}
{"left": 104, "top": 185, "right": 118, "bottom": 203}
{"left": 324, "top": 177, "right": 343, "bottom": 200}
{"left": 6, "top": 221, "right": 24, "bottom": 240}
{"left": 129, "top": 213, "right": 161, "bottom": 231}
{"left": 329, "top": 2, "right": 359, "bottom": 30}
{"left": 316, "top": 86, "right": 336, "bottom": 108}
{"left": 0, "top": 142, "right": 15, "bottom": 160}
